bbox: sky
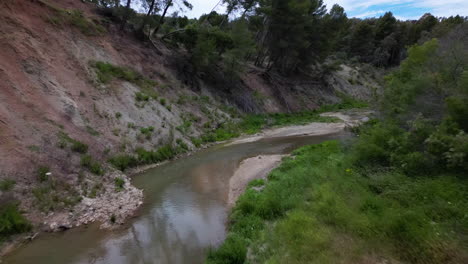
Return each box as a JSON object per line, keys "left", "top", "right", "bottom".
{"left": 179, "top": 0, "right": 468, "bottom": 20}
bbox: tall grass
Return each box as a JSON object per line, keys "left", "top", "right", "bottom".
{"left": 0, "top": 202, "right": 32, "bottom": 241}
{"left": 208, "top": 141, "right": 468, "bottom": 263}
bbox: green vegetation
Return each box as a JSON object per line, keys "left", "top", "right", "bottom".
{"left": 0, "top": 202, "right": 32, "bottom": 240}
{"left": 108, "top": 154, "right": 138, "bottom": 171}
{"left": 114, "top": 177, "right": 125, "bottom": 191}
{"left": 0, "top": 179, "right": 16, "bottom": 192}
{"left": 208, "top": 141, "right": 468, "bottom": 264}
{"left": 86, "top": 125, "right": 100, "bottom": 136}
{"left": 43, "top": 1, "right": 105, "bottom": 36}
{"left": 109, "top": 143, "right": 184, "bottom": 172}
{"left": 37, "top": 166, "right": 50, "bottom": 182}
{"left": 58, "top": 132, "right": 88, "bottom": 154}
{"left": 135, "top": 92, "right": 150, "bottom": 102}
{"left": 196, "top": 100, "right": 364, "bottom": 145}
{"left": 80, "top": 155, "right": 104, "bottom": 176}
{"left": 209, "top": 33, "right": 468, "bottom": 264}
{"left": 91, "top": 61, "right": 158, "bottom": 99}
{"left": 27, "top": 145, "right": 40, "bottom": 152}
{"left": 32, "top": 179, "right": 82, "bottom": 212}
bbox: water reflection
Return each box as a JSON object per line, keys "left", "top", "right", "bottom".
{"left": 5, "top": 132, "right": 351, "bottom": 264}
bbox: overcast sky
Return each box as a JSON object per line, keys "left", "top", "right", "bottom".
{"left": 176, "top": 0, "right": 467, "bottom": 20}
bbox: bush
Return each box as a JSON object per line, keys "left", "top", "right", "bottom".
{"left": 70, "top": 139, "right": 88, "bottom": 154}
{"left": 206, "top": 234, "right": 247, "bottom": 264}
{"left": 135, "top": 92, "right": 150, "bottom": 102}
{"left": 0, "top": 202, "right": 32, "bottom": 237}
{"left": 80, "top": 155, "right": 104, "bottom": 176}
{"left": 109, "top": 154, "right": 138, "bottom": 171}
{"left": 37, "top": 166, "right": 50, "bottom": 182}
{"left": 114, "top": 177, "right": 125, "bottom": 191}
{"left": 0, "top": 179, "right": 16, "bottom": 192}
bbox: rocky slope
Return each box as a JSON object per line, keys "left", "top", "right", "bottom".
{"left": 0, "top": 0, "right": 377, "bottom": 234}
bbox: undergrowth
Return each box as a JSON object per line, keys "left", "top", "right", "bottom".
{"left": 207, "top": 141, "right": 468, "bottom": 264}
{"left": 91, "top": 61, "right": 159, "bottom": 99}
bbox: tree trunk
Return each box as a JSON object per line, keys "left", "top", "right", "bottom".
{"left": 153, "top": 0, "right": 172, "bottom": 37}
{"left": 139, "top": 0, "right": 157, "bottom": 36}
{"left": 120, "top": 0, "right": 132, "bottom": 31}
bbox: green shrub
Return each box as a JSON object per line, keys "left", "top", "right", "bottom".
{"left": 86, "top": 125, "right": 100, "bottom": 136}
{"left": 191, "top": 137, "right": 203, "bottom": 148}
{"left": 80, "top": 155, "right": 104, "bottom": 176}
{"left": 70, "top": 140, "right": 88, "bottom": 154}
{"left": 159, "top": 98, "right": 167, "bottom": 106}
{"left": 0, "top": 179, "right": 16, "bottom": 192}
{"left": 0, "top": 202, "right": 32, "bottom": 237}
{"left": 140, "top": 126, "right": 154, "bottom": 135}
{"left": 248, "top": 179, "right": 265, "bottom": 188}
{"left": 37, "top": 166, "right": 50, "bottom": 182}
{"left": 206, "top": 234, "right": 247, "bottom": 264}
{"left": 109, "top": 154, "right": 138, "bottom": 171}
{"left": 114, "top": 177, "right": 125, "bottom": 191}
{"left": 135, "top": 92, "right": 150, "bottom": 102}
{"left": 115, "top": 112, "right": 122, "bottom": 119}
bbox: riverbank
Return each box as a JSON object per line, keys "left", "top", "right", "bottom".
{"left": 228, "top": 155, "right": 287, "bottom": 207}
{"left": 207, "top": 141, "right": 468, "bottom": 264}
{"left": 0, "top": 108, "right": 370, "bottom": 259}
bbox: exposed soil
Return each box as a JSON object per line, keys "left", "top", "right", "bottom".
{"left": 228, "top": 110, "right": 372, "bottom": 146}
{"left": 228, "top": 154, "right": 286, "bottom": 207}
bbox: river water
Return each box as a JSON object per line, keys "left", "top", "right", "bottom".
{"left": 4, "top": 131, "right": 351, "bottom": 264}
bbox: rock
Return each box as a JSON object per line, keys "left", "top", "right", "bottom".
{"left": 49, "top": 222, "right": 58, "bottom": 231}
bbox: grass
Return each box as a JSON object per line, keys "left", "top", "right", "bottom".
{"left": 80, "top": 155, "right": 105, "bottom": 176}
{"left": 58, "top": 132, "right": 88, "bottom": 154}
{"left": 0, "top": 201, "right": 32, "bottom": 240}
{"left": 91, "top": 61, "right": 159, "bottom": 99}
{"left": 32, "top": 180, "right": 82, "bottom": 212}
{"left": 0, "top": 179, "right": 16, "bottom": 192}
{"left": 207, "top": 141, "right": 468, "bottom": 264}
{"left": 86, "top": 125, "right": 100, "bottom": 136}
{"left": 194, "top": 100, "right": 363, "bottom": 146}
{"left": 37, "top": 166, "right": 50, "bottom": 182}
{"left": 43, "top": 2, "right": 106, "bottom": 36}
{"left": 114, "top": 178, "right": 125, "bottom": 191}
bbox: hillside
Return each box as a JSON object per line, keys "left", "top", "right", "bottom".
{"left": 0, "top": 0, "right": 376, "bottom": 239}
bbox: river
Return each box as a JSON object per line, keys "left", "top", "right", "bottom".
{"left": 4, "top": 131, "right": 352, "bottom": 264}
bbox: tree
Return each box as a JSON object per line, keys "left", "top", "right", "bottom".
{"left": 153, "top": 0, "right": 193, "bottom": 36}
{"left": 120, "top": 0, "right": 132, "bottom": 30}
{"left": 375, "top": 12, "right": 397, "bottom": 41}
{"left": 265, "top": 0, "right": 327, "bottom": 74}
{"left": 139, "top": 0, "right": 159, "bottom": 36}
{"left": 349, "top": 21, "right": 375, "bottom": 62}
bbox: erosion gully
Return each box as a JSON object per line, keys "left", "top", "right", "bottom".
{"left": 4, "top": 131, "right": 352, "bottom": 264}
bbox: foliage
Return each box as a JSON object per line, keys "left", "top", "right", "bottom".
{"left": 0, "top": 202, "right": 32, "bottom": 238}
{"left": 44, "top": 3, "right": 106, "bottom": 36}
{"left": 0, "top": 179, "right": 16, "bottom": 192}
{"left": 91, "top": 61, "right": 158, "bottom": 98}
{"left": 108, "top": 154, "right": 138, "bottom": 171}
{"left": 209, "top": 141, "right": 468, "bottom": 263}
{"left": 80, "top": 155, "right": 105, "bottom": 176}
{"left": 37, "top": 166, "right": 50, "bottom": 182}
{"left": 114, "top": 177, "right": 125, "bottom": 191}
{"left": 58, "top": 131, "right": 89, "bottom": 154}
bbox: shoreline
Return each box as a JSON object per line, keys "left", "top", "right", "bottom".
{"left": 0, "top": 109, "right": 372, "bottom": 259}
{"left": 228, "top": 155, "right": 287, "bottom": 207}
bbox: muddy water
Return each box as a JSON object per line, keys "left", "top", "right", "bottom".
{"left": 5, "top": 132, "right": 352, "bottom": 264}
